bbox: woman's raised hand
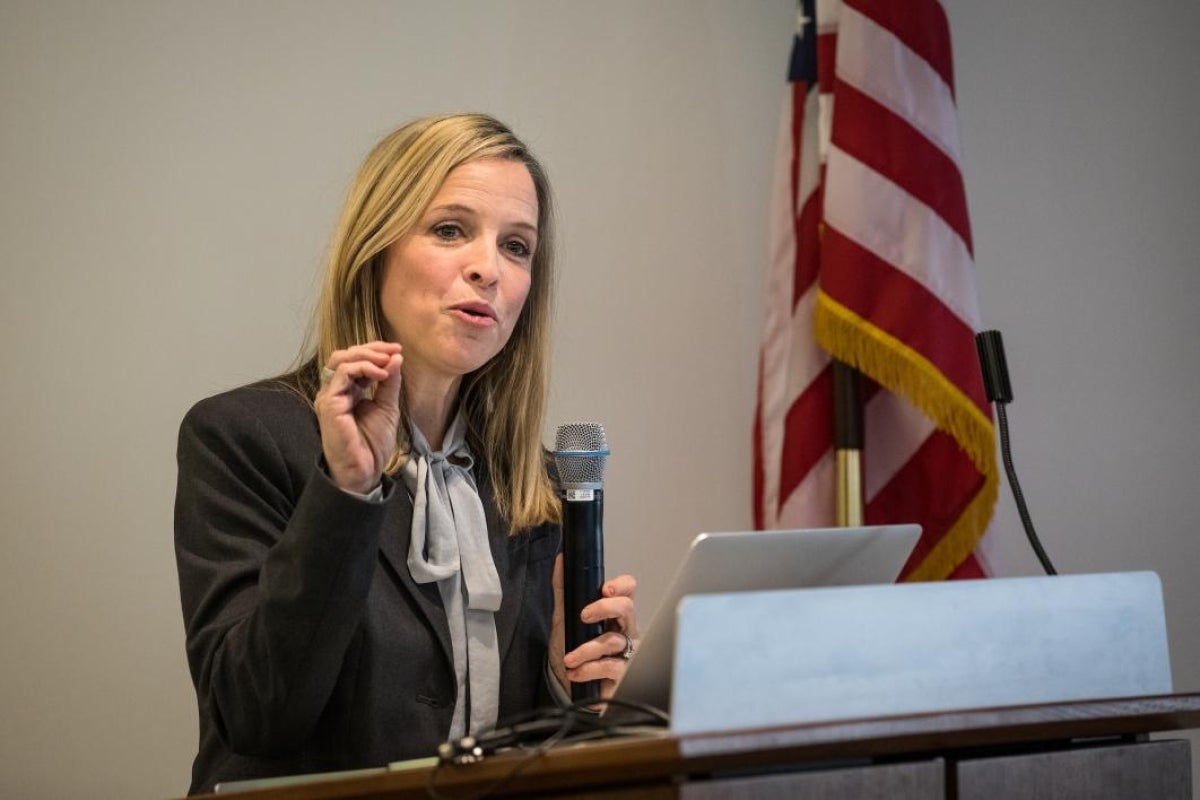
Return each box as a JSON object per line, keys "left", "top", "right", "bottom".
{"left": 314, "top": 341, "right": 404, "bottom": 495}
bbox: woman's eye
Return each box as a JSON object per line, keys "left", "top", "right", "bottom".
{"left": 433, "top": 223, "right": 462, "bottom": 240}
{"left": 504, "top": 240, "right": 532, "bottom": 258}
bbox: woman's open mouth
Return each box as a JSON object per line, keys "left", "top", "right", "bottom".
{"left": 450, "top": 302, "right": 498, "bottom": 326}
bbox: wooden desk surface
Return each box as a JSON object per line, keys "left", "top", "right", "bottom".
{"left": 196, "top": 693, "right": 1200, "bottom": 800}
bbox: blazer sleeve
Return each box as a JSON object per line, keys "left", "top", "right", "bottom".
{"left": 174, "top": 389, "right": 392, "bottom": 756}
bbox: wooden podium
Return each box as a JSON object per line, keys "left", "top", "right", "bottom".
{"left": 195, "top": 693, "right": 1200, "bottom": 799}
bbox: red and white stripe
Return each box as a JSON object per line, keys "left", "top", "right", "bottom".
{"left": 755, "top": 0, "right": 994, "bottom": 579}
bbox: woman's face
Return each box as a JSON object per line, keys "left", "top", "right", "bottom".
{"left": 379, "top": 158, "right": 537, "bottom": 388}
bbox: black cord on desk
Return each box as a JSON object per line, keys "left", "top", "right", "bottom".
{"left": 425, "top": 698, "right": 668, "bottom": 800}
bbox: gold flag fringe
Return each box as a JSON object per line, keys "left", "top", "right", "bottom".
{"left": 813, "top": 290, "right": 999, "bottom": 581}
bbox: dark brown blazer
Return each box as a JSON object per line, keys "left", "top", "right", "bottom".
{"left": 174, "top": 382, "right": 560, "bottom": 795}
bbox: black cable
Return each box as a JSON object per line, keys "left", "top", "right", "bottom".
{"left": 425, "top": 714, "right": 572, "bottom": 800}
{"left": 995, "top": 402, "right": 1057, "bottom": 575}
{"left": 425, "top": 698, "right": 669, "bottom": 800}
{"left": 976, "top": 330, "right": 1058, "bottom": 576}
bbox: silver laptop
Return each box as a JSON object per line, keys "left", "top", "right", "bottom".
{"left": 605, "top": 524, "right": 921, "bottom": 721}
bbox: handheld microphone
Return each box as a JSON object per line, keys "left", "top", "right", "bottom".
{"left": 552, "top": 422, "right": 609, "bottom": 703}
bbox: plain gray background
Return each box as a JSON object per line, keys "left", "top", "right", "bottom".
{"left": 1, "top": 2, "right": 1198, "bottom": 797}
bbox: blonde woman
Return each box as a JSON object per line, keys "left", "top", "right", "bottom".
{"left": 174, "top": 114, "right": 638, "bottom": 795}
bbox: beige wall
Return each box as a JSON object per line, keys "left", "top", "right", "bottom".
{"left": 1, "top": 1, "right": 1197, "bottom": 796}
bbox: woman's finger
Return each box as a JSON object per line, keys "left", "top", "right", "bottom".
{"left": 371, "top": 353, "right": 405, "bottom": 412}
{"left": 318, "top": 343, "right": 404, "bottom": 406}
{"left": 563, "top": 630, "right": 632, "bottom": 669}
{"left": 580, "top": 596, "right": 638, "bottom": 636}
{"left": 325, "top": 341, "right": 402, "bottom": 369}
{"left": 316, "top": 361, "right": 391, "bottom": 405}
{"left": 565, "top": 658, "right": 627, "bottom": 685}
{"left": 601, "top": 574, "right": 637, "bottom": 599}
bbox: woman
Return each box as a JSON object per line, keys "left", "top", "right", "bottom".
{"left": 174, "top": 113, "right": 638, "bottom": 795}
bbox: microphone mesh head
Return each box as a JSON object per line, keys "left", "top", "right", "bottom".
{"left": 553, "top": 422, "right": 608, "bottom": 489}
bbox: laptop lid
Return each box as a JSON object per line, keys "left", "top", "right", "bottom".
{"left": 605, "top": 524, "right": 921, "bottom": 721}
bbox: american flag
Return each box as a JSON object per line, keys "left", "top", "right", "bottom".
{"left": 754, "top": 0, "right": 997, "bottom": 580}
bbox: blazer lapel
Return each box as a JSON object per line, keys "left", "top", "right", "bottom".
{"left": 374, "top": 466, "right": 530, "bottom": 673}
{"left": 375, "top": 479, "right": 454, "bottom": 666}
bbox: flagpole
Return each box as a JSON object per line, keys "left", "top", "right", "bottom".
{"left": 833, "top": 360, "right": 864, "bottom": 526}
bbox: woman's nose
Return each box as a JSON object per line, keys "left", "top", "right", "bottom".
{"left": 464, "top": 241, "right": 501, "bottom": 286}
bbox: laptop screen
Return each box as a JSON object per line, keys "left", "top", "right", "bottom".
{"left": 605, "top": 524, "right": 921, "bottom": 720}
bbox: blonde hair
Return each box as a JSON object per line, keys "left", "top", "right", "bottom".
{"left": 293, "top": 113, "right": 559, "bottom": 531}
